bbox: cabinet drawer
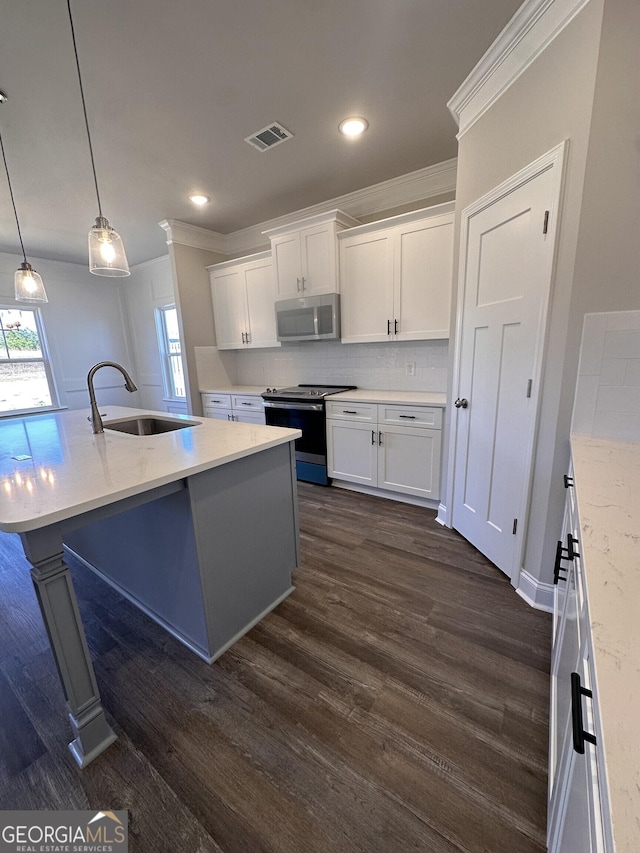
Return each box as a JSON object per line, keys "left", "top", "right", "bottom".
{"left": 378, "top": 405, "right": 443, "bottom": 429}
{"left": 326, "top": 401, "right": 376, "bottom": 422}
{"left": 201, "top": 392, "right": 232, "bottom": 409}
{"left": 231, "top": 394, "right": 264, "bottom": 411}
{"left": 204, "top": 407, "right": 233, "bottom": 421}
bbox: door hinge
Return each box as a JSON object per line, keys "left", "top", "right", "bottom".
{"left": 526, "top": 379, "right": 532, "bottom": 398}
{"left": 512, "top": 518, "right": 518, "bottom": 535}
{"left": 543, "top": 210, "right": 550, "bottom": 234}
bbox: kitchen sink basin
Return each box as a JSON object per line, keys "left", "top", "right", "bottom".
{"left": 104, "top": 416, "right": 201, "bottom": 436}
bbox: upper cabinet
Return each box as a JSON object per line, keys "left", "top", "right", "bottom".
{"left": 338, "top": 203, "right": 454, "bottom": 344}
{"left": 208, "top": 251, "right": 280, "bottom": 350}
{"left": 264, "top": 210, "right": 360, "bottom": 299}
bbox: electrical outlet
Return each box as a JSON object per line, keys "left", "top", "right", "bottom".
{"left": 406, "top": 362, "right": 416, "bottom": 376}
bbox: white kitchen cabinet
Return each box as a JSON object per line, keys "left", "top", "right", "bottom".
{"left": 338, "top": 204, "right": 454, "bottom": 344}
{"left": 263, "top": 210, "right": 359, "bottom": 299}
{"left": 326, "top": 401, "right": 442, "bottom": 501}
{"left": 208, "top": 251, "right": 280, "bottom": 350}
{"left": 201, "top": 391, "right": 265, "bottom": 424}
{"left": 547, "top": 470, "right": 612, "bottom": 853}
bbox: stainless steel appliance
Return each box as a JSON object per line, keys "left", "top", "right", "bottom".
{"left": 262, "top": 384, "right": 356, "bottom": 485}
{"left": 274, "top": 293, "right": 340, "bottom": 342}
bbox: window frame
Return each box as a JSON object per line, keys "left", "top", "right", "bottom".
{"left": 0, "top": 305, "right": 60, "bottom": 418}
{"left": 155, "top": 303, "right": 186, "bottom": 402}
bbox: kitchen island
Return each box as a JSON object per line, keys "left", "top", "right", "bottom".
{"left": 0, "top": 407, "right": 301, "bottom": 767}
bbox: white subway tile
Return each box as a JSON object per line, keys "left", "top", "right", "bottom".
{"left": 603, "top": 329, "right": 640, "bottom": 359}
{"left": 625, "top": 360, "right": 640, "bottom": 386}
{"left": 592, "top": 411, "right": 640, "bottom": 441}
{"left": 578, "top": 313, "right": 608, "bottom": 375}
{"left": 596, "top": 384, "right": 640, "bottom": 414}
{"left": 599, "top": 358, "right": 627, "bottom": 386}
{"left": 605, "top": 310, "right": 640, "bottom": 331}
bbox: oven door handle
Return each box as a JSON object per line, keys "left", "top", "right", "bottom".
{"left": 263, "top": 400, "right": 325, "bottom": 411}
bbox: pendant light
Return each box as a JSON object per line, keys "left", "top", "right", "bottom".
{"left": 67, "top": 0, "right": 130, "bottom": 276}
{"left": 0, "top": 92, "right": 48, "bottom": 303}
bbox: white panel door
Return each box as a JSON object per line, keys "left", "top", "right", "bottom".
{"left": 244, "top": 259, "right": 279, "bottom": 348}
{"left": 339, "top": 232, "right": 394, "bottom": 343}
{"left": 211, "top": 269, "right": 247, "bottom": 349}
{"left": 395, "top": 216, "right": 453, "bottom": 341}
{"left": 378, "top": 426, "right": 441, "bottom": 500}
{"left": 327, "top": 419, "right": 377, "bottom": 485}
{"left": 451, "top": 150, "right": 563, "bottom": 579}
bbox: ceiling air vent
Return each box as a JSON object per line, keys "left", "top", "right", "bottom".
{"left": 244, "top": 122, "right": 293, "bottom": 152}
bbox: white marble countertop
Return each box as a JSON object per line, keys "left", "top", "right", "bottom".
{"left": 570, "top": 434, "right": 640, "bottom": 853}
{"left": 200, "top": 385, "right": 267, "bottom": 395}
{"left": 0, "top": 407, "right": 300, "bottom": 534}
{"left": 328, "top": 389, "right": 447, "bottom": 407}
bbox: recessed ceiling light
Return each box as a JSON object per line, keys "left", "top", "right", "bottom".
{"left": 189, "top": 194, "right": 210, "bottom": 206}
{"left": 339, "top": 117, "right": 369, "bottom": 138}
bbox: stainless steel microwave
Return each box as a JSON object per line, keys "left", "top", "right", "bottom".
{"left": 275, "top": 293, "right": 340, "bottom": 342}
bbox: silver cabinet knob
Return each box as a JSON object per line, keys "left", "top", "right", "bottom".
{"left": 454, "top": 398, "right": 469, "bottom": 409}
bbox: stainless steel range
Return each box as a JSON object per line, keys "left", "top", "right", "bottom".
{"left": 262, "top": 384, "right": 356, "bottom": 485}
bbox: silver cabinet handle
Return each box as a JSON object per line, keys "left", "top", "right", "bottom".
{"left": 454, "top": 398, "right": 469, "bottom": 409}
{"left": 241, "top": 332, "right": 245, "bottom": 344}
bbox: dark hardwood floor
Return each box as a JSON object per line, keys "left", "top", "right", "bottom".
{"left": 0, "top": 483, "right": 551, "bottom": 852}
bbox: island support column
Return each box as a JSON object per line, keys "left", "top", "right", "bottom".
{"left": 20, "top": 525, "right": 117, "bottom": 768}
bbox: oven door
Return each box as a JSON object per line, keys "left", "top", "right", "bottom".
{"left": 263, "top": 400, "right": 329, "bottom": 484}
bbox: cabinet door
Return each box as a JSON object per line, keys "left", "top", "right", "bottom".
{"left": 327, "top": 419, "right": 377, "bottom": 485}
{"left": 244, "top": 259, "right": 280, "bottom": 348}
{"left": 300, "top": 224, "right": 337, "bottom": 295}
{"left": 377, "top": 425, "right": 441, "bottom": 500}
{"left": 339, "top": 231, "right": 394, "bottom": 343}
{"left": 204, "top": 407, "right": 233, "bottom": 421}
{"left": 211, "top": 269, "right": 247, "bottom": 349}
{"left": 395, "top": 216, "right": 453, "bottom": 341}
{"left": 272, "top": 232, "right": 302, "bottom": 298}
{"left": 234, "top": 411, "right": 266, "bottom": 425}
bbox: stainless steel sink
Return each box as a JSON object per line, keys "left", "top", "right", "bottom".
{"left": 104, "top": 416, "right": 201, "bottom": 436}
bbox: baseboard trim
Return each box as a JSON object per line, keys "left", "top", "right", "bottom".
{"left": 330, "top": 480, "right": 438, "bottom": 510}
{"left": 516, "top": 569, "right": 554, "bottom": 612}
{"left": 436, "top": 502, "right": 448, "bottom": 527}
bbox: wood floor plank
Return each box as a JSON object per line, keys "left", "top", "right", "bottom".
{"left": 0, "top": 483, "right": 551, "bottom": 853}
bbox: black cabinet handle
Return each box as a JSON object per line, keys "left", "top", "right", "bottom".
{"left": 378, "top": 431, "right": 383, "bottom": 445}
{"left": 394, "top": 319, "right": 398, "bottom": 334}
{"left": 371, "top": 430, "right": 375, "bottom": 445}
{"left": 564, "top": 474, "right": 574, "bottom": 489}
{"left": 387, "top": 319, "right": 391, "bottom": 335}
{"left": 553, "top": 540, "right": 569, "bottom": 584}
{"left": 566, "top": 532, "right": 580, "bottom": 561}
{"left": 343, "top": 410, "right": 358, "bottom": 414}
{"left": 398, "top": 414, "right": 416, "bottom": 419}
{"left": 571, "top": 672, "right": 597, "bottom": 754}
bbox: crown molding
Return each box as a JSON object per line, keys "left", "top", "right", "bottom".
{"left": 159, "top": 219, "right": 227, "bottom": 253}
{"left": 448, "top": 0, "right": 591, "bottom": 139}
{"left": 226, "top": 158, "right": 457, "bottom": 255}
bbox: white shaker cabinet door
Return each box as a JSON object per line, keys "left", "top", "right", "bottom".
{"left": 272, "top": 232, "right": 302, "bottom": 298}
{"left": 327, "top": 419, "right": 377, "bottom": 486}
{"left": 244, "top": 259, "right": 279, "bottom": 348}
{"left": 301, "top": 224, "right": 337, "bottom": 295}
{"left": 395, "top": 216, "right": 453, "bottom": 341}
{"left": 211, "top": 269, "right": 247, "bottom": 349}
{"left": 377, "top": 425, "right": 441, "bottom": 500}
{"left": 340, "top": 231, "right": 394, "bottom": 343}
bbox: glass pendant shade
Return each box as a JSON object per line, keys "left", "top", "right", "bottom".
{"left": 88, "top": 215, "right": 130, "bottom": 276}
{"left": 15, "top": 262, "right": 48, "bottom": 303}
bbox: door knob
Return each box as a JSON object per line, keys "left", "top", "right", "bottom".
{"left": 454, "top": 398, "right": 469, "bottom": 409}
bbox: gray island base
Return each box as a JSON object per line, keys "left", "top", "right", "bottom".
{"left": 14, "top": 438, "right": 299, "bottom": 768}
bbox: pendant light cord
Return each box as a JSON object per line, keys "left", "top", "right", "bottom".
{"left": 67, "top": 0, "right": 103, "bottom": 218}
{"left": 0, "top": 129, "right": 28, "bottom": 265}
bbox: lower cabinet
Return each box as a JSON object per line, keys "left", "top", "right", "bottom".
{"left": 326, "top": 402, "right": 442, "bottom": 500}
{"left": 201, "top": 392, "right": 266, "bottom": 425}
{"left": 548, "top": 467, "right": 611, "bottom": 853}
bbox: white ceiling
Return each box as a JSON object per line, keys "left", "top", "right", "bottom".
{"left": 0, "top": 0, "right": 524, "bottom": 267}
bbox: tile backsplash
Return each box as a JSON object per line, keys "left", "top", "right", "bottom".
{"left": 232, "top": 339, "right": 449, "bottom": 392}
{"left": 572, "top": 310, "right": 640, "bottom": 440}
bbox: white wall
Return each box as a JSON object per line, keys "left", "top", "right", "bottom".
{"left": 0, "top": 250, "right": 140, "bottom": 412}
{"left": 233, "top": 339, "right": 448, "bottom": 392}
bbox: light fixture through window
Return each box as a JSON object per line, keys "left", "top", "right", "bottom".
{"left": 339, "top": 117, "right": 369, "bottom": 138}
{"left": 0, "top": 92, "right": 48, "bottom": 303}
{"left": 67, "top": 0, "right": 130, "bottom": 277}
{"left": 189, "top": 194, "right": 210, "bottom": 206}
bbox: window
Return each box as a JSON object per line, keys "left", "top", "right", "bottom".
{"left": 157, "top": 305, "right": 185, "bottom": 400}
{"left": 0, "top": 307, "right": 58, "bottom": 415}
